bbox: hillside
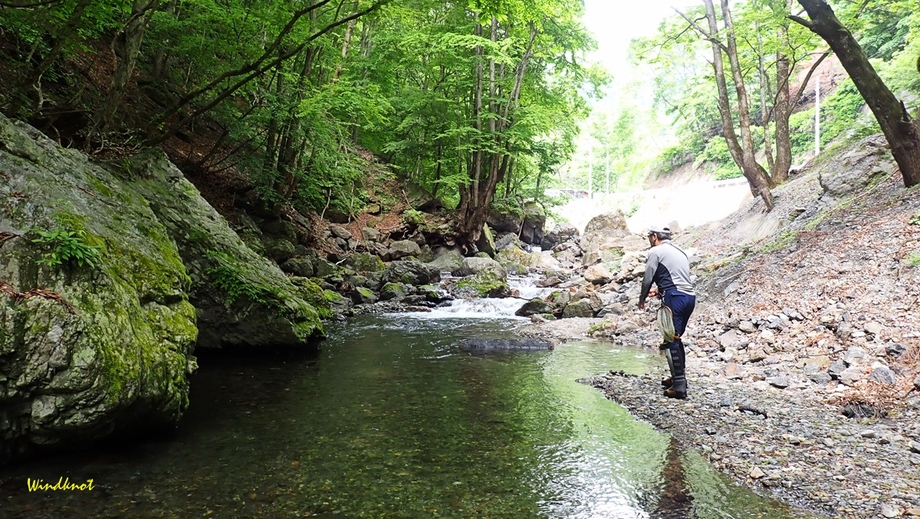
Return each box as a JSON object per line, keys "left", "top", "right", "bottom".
{"left": 580, "top": 133, "right": 920, "bottom": 517}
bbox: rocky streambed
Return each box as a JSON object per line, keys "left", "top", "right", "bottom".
{"left": 516, "top": 291, "right": 920, "bottom": 519}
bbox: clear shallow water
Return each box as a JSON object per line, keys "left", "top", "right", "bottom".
{"left": 1, "top": 315, "right": 817, "bottom": 518}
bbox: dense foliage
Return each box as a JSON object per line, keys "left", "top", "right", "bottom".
{"left": 0, "top": 0, "right": 917, "bottom": 228}
{"left": 0, "top": 0, "right": 602, "bottom": 234}
{"left": 624, "top": 0, "right": 919, "bottom": 184}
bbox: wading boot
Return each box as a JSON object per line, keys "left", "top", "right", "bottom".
{"left": 661, "top": 342, "right": 674, "bottom": 388}
{"left": 663, "top": 340, "right": 687, "bottom": 399}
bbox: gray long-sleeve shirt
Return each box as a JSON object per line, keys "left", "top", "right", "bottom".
{"left": 639, "top": 240, "right": 695, "bottom": 304}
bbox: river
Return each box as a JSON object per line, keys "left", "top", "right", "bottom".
{"left": 0, "top": 303, "right": 818, "bottom": 518}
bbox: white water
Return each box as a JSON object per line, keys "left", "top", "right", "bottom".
{"left": 399, "top": 274, "right": 555, "bottom": 319}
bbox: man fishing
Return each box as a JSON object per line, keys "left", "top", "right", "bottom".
{"left": 638, "top": 226, "right": 696, "bottom": 399}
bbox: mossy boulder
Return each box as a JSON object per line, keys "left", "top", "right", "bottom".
{"left": 418, "top": 284, "right": 450, "bottom": 303}
{"left": 263, "top": 238, "right": 296, "bottom": 262}
{"left": 562, "top": 300, "right": 596, "bottom": 318}
{"left": 380, "top": 282, "right": 408, "bottom": 301}
{"left": 281, "top": 256, "right": 315, "bottom": 277}
{"left": 475, "top": 224, "right": 496, "bottom": 257}
{"left": 0, "top": 114, "right": 196, "bottom": 461}
{"left": 451, "top": 256, "right": 505, "bottom": 277}
{"left": 453, "top": 269, "right": 510, "bottom": 298}
{"left": 426, "top": 247, "right": 464, "bottom": 273}
{"left": 343, "top": 252, "right": 386, "bottom": 273}
{"left": 387, "top": 240, "right": 422, "bottom": 261}
{"left": 381, "top": 260, "right": 440, "bottom": 286}
{"left": 496, "top": 246, "right": 536, "bottom": 275}
{"left": 515, "top": 298, "right": 551, "bottom": 317}
{"left": 289, "top": 277, "right": 335, "bottom": 320}
{"left": 312, "top": 256, "right": 338, "bottom": 278}
{"left": 126, "top": 151, "right": 326, "bottom": 349}
{"left": 520, "top": 201, "right": 546, "bottom": 245}
{"left": 350, "top": 286, "right": 378, "bottom": 304}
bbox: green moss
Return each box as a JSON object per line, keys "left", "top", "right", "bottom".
{"left": 103, "top": 233, "right": 190, "bottom": 303}
{"left": 496, "top": 248, "right": 533, "bottom": 275}
{"left": 587, "top": 321, "right": 609, "bottom": 335}
{"left": 291, "top": 277, "right": 334, "bottom": 319}
{"left": 86, "top": 176, "right": 115, "bottom": 198}
{"left": 204, "top": 250, "right": 325, "bottom": 336}
{"left": 455, "top": 270, "right": 508, "bottom": 298}
{"left": 758, "top": 229, "right": 799, "bottom": 254}
{"left": 323, "top": 289, "right": 344, "bottom": 303}
{"left": 205, "top": 250, "right": 278, "bottom": 307}
{"left": 907, "top": 252, "right": 920, "bottom": 267}
{"left": 346, "top": 253, "right": 386, "bottom": 273}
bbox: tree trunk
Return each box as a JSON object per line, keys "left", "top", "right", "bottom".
{"left": 757, "top": 26, "right": 775, "bottom": 174}
{"left": 151, "top": 0, "right": 179, "bottom": 81}
{"left": 702, "top": 0, "right": 774, "bottom": 210}
{"left": 721, "top": 0, "right": 773, "bottom": 191}
{"left": 792, "top": 0, "right": 920, "bottom": 187}
{"left": 333, "top": 1, "right": 359, "bottom": 82}
{"left": 772, "top": 51, "right": 792, "bottom": 184}
{"left": 457, "top": 21, "right": 485, "bottom": 238}
{"left": 92, "top": 0, "right": 158, "bottom": 141}
{"left": 456, "top": 21, "right": 537, "bottom": 246}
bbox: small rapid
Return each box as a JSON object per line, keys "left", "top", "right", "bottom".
{"left": 399, "top": 273, "right": 555, "bottom": 319}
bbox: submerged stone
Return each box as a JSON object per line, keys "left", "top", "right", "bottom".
{"left": 458, "top": 338, "right": 554, "bottom": 352}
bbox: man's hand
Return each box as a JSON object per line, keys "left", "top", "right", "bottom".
{"left": 637, "top": 300, "right": 645, "bottom": 310}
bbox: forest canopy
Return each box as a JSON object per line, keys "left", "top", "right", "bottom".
{"left": 1, "top": 0, "right": 918, "bottom": 234}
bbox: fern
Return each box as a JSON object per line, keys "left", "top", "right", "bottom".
{"left": 30, "top": 227, "right": 102, "bottom": 269}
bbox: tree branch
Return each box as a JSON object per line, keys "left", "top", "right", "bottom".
{"left": 147, "top": 0, "right": 391, "bottom": 145}
{"left": 788, "top": 15, "right": 813, "bottom": 29}
{"left": 0, "top": 0, "right": 61, "bottom": 6}
{"left": 674, "top": 8, "right": 728, "bottom": 52}
{"left": 148, "top": 0, "right": 336, "bottom": 131}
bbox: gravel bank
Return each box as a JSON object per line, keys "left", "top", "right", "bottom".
{"left": 515, "top": 147, "right": 920, "bottom": 518}
{"left": 516, "top": 314, "right": 920, "bottom": 519}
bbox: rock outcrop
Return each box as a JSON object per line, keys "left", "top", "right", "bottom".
{"left": 0, "top": 115, "right": 326, "bottom": 461}
{"left": 125, "top": 152, "right": 326, "bottom": 349}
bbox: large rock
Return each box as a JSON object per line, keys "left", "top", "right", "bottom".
{"left": 0, "top": 114, "right": 331, "bottom": 461}
{"left": 818, "top": 135, "right": 895, "bottom": 199}
{"left": 427, "top": 247, "right": 464, "bottom": 273}
{"left": 0, "top": 115, "right": 197, "bottom": 461}
{"left": 452, "top": 267, "right": 509, "bottom": 298}
{"left": 475, "top": 224, "right": 496, "bottom": 257}
{"left": 496, "top": 246, "right": 536, "bottom": 275}
{"left": 579, "top": 211, "right": 634, "bottom": 266}
{"left": 381, "top": 260, "right": 440, "bottom": 286}
{"left": 520, "top": 201, "right": 546, "bottom": 245}
{"left": 541, "top": 223, "right": 579, "bottom": 250}
{"left": 451, "top": 256, "right": 505, "bottom": 277}
{"left": 385, "top": 240, "right": 421, "bottom": 261}
{"left": 487, "top": 207, "right": 523, "bottom": 234}
{"left": 584, "top": 263, "right": 614, "bottom": 285}
{"left": 515, "top": 298, "right": 551, "bottom": 317}
{"left": 128, "top": 152, "right": 327, "bottom": 349}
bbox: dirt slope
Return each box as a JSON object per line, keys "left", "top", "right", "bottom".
{"left": 586, "top": 134, "right": 920, "bottom": 517}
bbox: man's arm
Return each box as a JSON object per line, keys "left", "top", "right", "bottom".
{"left": 638, "top": 251, "right": 659, "bottom": 308}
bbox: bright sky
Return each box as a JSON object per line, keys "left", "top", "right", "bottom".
{"left": 582, "top": 0, "right": 699, "bottom": 75}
